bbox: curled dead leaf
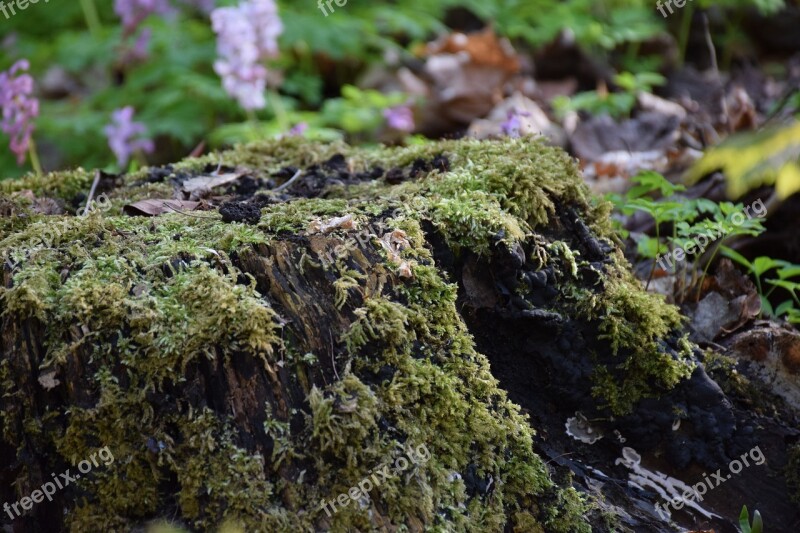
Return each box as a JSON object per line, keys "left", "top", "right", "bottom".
{"left": 123, "top": 199, "right": 201, "bottom": 217}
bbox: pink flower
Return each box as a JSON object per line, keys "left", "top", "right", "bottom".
{"left": 114, "top": 0, "right": 174, "bottom": 33}
{"left": 104, "top": 106, "right": 154, "bottom": 167}
{"left": 383, "top": 104, "right": 415, "bottom": 132}
{"left": 500, "top": 108, "right": 530, "bottom": 137}
{"left": 211, "top": 0, "right": 282, "bottom": 110}
{"left": 288, "top": 122, "right": 308, "bottom": 136}
{"left": 0, "top": 60, "right": 39, "bottom": 166}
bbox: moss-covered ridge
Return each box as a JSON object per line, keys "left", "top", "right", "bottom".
{"left": 1, "top": 137, "right": 690, "bottom": 532}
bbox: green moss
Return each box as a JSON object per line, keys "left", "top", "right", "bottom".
{"left": 426, "top": 188, "right": 527, "bottom": 255}
{"left": 0, "top": 169, "right": 95, "bottom": 204}
{"left": 572, "top": 262, "right": 694, "bottom": 415}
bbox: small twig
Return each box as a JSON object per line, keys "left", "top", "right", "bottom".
{"left": 702, "top": 13, "right": 718, "bottom": 75}
{"left": 544, "top": 452, "right": 576, "bottom": 467}
{"left": 701, "top": 13, "right": 729, "bottom": 134}
{"left": 188, "top": 141, "right": 206, "bottom": 159}
{"left": 273, "top": 169, "right": 303, "bottom": 193}
{"left": 162, "top": 203, "right": 218, "bottom": 219}
{"left": 761, "top": 81, "right": 799, "bottom": 128}
{"left": 82, "top": 170, "right": 101, "bottom": 216}
{"left": 329, "top": 330, "right": 340, "bottom": 382}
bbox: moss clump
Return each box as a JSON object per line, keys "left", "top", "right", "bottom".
{"left": 0, "top": 137, "right": 693, "bottom": 532}
{"left": 572, "top": 263, "right": 694, "bottom": 414}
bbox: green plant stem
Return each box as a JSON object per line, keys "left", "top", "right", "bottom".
{"left": 27, "top": 138, "right": 42, "bottom": 177}
{"left": 646, "top": 220, "right": 660, "bottom": 290}
{"left": 244, "top": 110, "right": 259, "bottom": 142}
{"left": 696, "top": 242, "right": 721, "bottom": 302}
{"left": 625, "top": 41, "right": 641, "bottom": 69}
{"left": 79, "top": 0, "right": 102, "bottom": 38}
{"left": 268, "top": 90, "right": 289, "bottom": 132}
{"left": 677, "top": 5, "right": 695, "bottom": 67}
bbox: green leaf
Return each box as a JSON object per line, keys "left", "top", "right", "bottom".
{"left": 752, "top": 257, "right": 783, "bottom": 277}
{"left": 751, "top": 510, "right": 763, "bottom": 533}
{"left": 778, "top": 265, "right": 800, "bottom": 280}
{"left": 761, "top": 296, "right": 775, "bottom": 317}
{"left": 632, "top": 171, "right": 686, "bottom": 197}
{"left": 740, "top": 505, "right": 751, "bottom": 533}
{"left": 765, "top": 279, "right": 800, "bottom": 294}
{"left": 635, "top": 236, "right": 666, "bottom": 259}
{"left": 774, "top": 300, "right": 795, "bottom": 317}
{"left": 786, "top": 308, "right": 800, "bottom": 324}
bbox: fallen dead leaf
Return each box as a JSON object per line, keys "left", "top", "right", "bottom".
{"left": 308, "top": 214, "right": 355, "bottom": 234}
{"left": 123, "top": 199, "right": 201, "bottom": 216}
{"left": 689, "top": 291, "right": 742, "bottom": 342}
{"left": 420, "top": 27, "right": 521, "bottom": 128}
{"left": 572, "top": 112, "right": 680, "bottom": 162}
{"left": 685, "top": 259, "right": 761, "bottom": 341}
{"left": 726, "top": 85, "right": 759, "bottom": 132}
{"left": 425, "top": 26, "right": 520, "bottom": 71}
{"left": 637, "top": 91, "right": 687, "bottom": 120}
{"left": 181, "top": 172, "right": 242, "bottom": 194}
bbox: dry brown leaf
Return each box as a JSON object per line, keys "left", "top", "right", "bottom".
{"left": 420, "top": 28, "right": 521, "bottom": 128}
{"left": 308, "top": 214, "right": 355, "bottom": 234}
{"left": 123, "top": 199, "right": 201, "bottom": 217}
{"left": 726, "top": 85, "right": 759, "bottom": 132}
{"left": 425, "top": 27, "right": 520, "bottom": 72}
{"left": 181, "top": 172, "right": 242, "bottom": 194}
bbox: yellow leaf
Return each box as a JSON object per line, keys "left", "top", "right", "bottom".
{"left": 686, "top": 120, "right": 800, "bottom": 199}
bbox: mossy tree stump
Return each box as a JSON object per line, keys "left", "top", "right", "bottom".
{"left": 1, "top": 138, "right": 710, "bottom": 532}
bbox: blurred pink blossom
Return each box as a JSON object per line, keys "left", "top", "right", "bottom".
{"left": 288, "top": 122, "right": 308, "bottom": 136}
{"left": 0, "top": 60, "right": 39, "bottom": 165}
{"left": 500, "top": 108, "right": 530, "bottom": 137}
{"left": 104, "top": 106, "right": 154, "bottom": 167}
{"left": 114, "top": 0, "right": 174, "bottom": 33}
{"left": 383, "top": 104, "right": 415, "bottom": 133}
{"left": 211, "top": 0, "right": 282, "bottom": 110}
